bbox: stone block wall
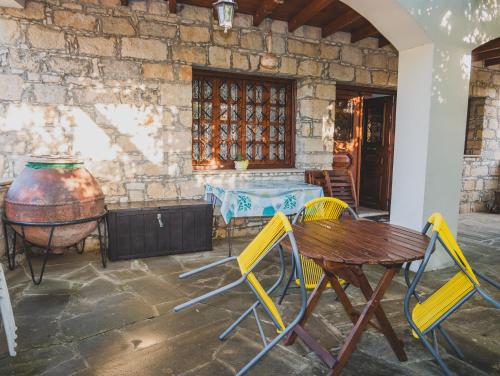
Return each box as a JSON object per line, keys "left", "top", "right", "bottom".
{"left": 0, "top": 0, "right": 398, "bottom": 206}
{"left": 461, "top": 66, "right": 500, "bottom": 213}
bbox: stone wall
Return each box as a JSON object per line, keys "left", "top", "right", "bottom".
{"left": 460, "top": 65, "right": 500, "bottom": 213}
{"left": 0, "top": 0, "right": 398, "bottom": 206}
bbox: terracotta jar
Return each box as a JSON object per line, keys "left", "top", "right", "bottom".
{"left": 4, "top": 156, "right": 105, "bottom": 250}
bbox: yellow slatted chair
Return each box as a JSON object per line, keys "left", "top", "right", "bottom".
{"left": 404, "top": 213, "right": 499, "bottom": 376}
{"left": 174, "top": 212, "right": 308, "bottom": 376}
{"left": 278, "top": 197, "right": 358, "bottom": 304}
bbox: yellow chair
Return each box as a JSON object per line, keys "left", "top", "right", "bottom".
{"left": 174, "top": 212, "right": 308, "bottom": 376}
{"left": 404, "top": 213, "right": 499, "bottom": 376}
{"left": 278, "top": 197, "right": 357, "bottom": 304}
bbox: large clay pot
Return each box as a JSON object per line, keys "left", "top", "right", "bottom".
{"left": 4, "top": 156, "right": 105, "bottom": 249}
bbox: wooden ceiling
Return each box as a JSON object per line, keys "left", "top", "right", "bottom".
{"left": 168, "top": 0, "right": 499, "bottom": 65}
{"left": 472, "top": 38, "right": 500, "bottom": 67}
{"left": 171, "top": 0, "right": 391, "bottom": 47}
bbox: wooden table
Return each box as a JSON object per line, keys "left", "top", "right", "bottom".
{"left": 284, "top": 219, "right": 429, "bottom": 375}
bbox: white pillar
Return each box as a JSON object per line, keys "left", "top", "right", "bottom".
{"left": 391, "top": 43, "right": 471, "bottom": 270}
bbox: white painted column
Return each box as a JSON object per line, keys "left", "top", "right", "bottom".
{"left": 391, "top": 43, "right": 471, "bottom": 270}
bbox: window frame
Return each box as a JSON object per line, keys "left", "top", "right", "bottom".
{"left": 191, "top": 69, "right": 296, "bottom": 170}
{"left": 464, "top": 96, "right": 485, "bottom": 156}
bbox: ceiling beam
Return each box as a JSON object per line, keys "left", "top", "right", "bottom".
{"left": 322, "top": 9, "right": 361, "bottom": 38}
{"left": 351, "top": 24, "right": 379, "bottom": 43}
{"left": 485, "top": 57, "right": 500, "bottom": 67}
{"left": 288, "top": 0, "right": 336, "bottom": 32}
{"left": 472, "top": 48, "right": 500, "bottom": 62}
{"left": 378, "top": 36, "right": 391, "bottom": 48}
{"left": 473, "top": 37, "right": 500, "bottom": 54}
{"left": 253, "top": 0, "right": 283, "bottom": 27}
{"left": 169, "top": 0, "right": 177, "bottom": 14}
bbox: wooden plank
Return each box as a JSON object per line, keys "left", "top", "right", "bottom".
{"left": 485, "top": 56, "right": 500, "bottom": 67}
{"left": 472, "top": 47, "right": 500, "bottom": 62}
{"left": 473, "top": 37, "right": 500, "bottom": 54}
{"left": 378, "top": 36, "right": 391, "bottom": 48}
{"left": 284, "top": 274, "right": 329, "bottom": 346}
{"left": 351, "top": 24, "right": 379, "bottom": 43}
{"left": 292, "top": 220, "right": 428, "bottom": 265}
{"left": 322, "top": 9, "right": 361, "bottom": 38}
{"left": 331, "top": 267, "right": 404, "bottom": 374}
{"left": 253, "top": 0, "right": 283, "bottom": 27}
{"left": 288, "top": 0, "right": 337, "bottom": 32}
{"left": 169, "top": 0, "right": 177, "bottom": 14}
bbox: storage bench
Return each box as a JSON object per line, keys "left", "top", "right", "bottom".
{"left": 106, "top": 200, "right": 213, "bottom": 261}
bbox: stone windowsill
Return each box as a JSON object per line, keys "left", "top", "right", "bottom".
{"left": 193, "top": 168, "right": 305, "bottom": 176}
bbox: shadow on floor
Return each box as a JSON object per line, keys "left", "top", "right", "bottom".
{"left": 0, "top": 214, "right": 499, "bottom": 375}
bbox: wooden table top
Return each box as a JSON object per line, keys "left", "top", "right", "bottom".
{"left": 292, "top": 219, "right": 429, "bottom": 266}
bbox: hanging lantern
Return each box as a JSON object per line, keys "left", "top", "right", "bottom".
{"left": 213, "top": 0, "right": 237, "bottom": 33}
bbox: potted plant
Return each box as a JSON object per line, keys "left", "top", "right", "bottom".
{"left": 234, "top": 154, "right": 249, "bottom": 170}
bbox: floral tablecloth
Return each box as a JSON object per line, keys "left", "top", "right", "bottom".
{"left": 205, "top": 181, "right": 324, "bottom": 224}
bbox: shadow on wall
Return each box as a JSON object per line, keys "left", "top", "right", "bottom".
{"left": 0, "top": 102, "right": 204, "bottom": 201}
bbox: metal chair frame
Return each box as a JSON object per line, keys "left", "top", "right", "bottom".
{"left": 174, "top": 216, "right": 308, "bottom": 376}
{"left": 404, "top": 221, "right": 500, "bottom": 376}
{"left": 278, "top": 198, "right": 358, "bottom": 305}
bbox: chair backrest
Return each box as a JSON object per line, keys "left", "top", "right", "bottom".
{"left": 237, "top": 212, "right": 292, "bottom": 275}
{"left": 323, "top": 169, "right": 358, "bottom": 210}
{"left": 302, "top": 197, "right": 349, "bottom": 223}
{"left": 427, "top": 213, "right": 479, "bottom": 284}
{"left": 237, "top": 212, "right": 294, "bottom": 332}
{"left": 305, "top": 170, "right": 327, "bottom": 193}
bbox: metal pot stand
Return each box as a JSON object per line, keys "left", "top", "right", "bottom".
{"left": 2, "top": 213, "right": 108, "bottom": 285}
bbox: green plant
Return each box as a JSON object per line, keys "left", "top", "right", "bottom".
{"left": 235, "top": 153, "right": 246, "bottom": 161}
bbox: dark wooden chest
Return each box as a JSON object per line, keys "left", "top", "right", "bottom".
{"left": 106, "top": 200, "right": 213, "bottom": 261}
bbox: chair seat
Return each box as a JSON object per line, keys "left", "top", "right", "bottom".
{"left": 295, "top": 256, "right": 346, "bottom": 289}
{"left": 412, "top": 272, "right": 475, "bottom": 336}
{"left": 246, "top": 272, "right": 285, "bottom": 332}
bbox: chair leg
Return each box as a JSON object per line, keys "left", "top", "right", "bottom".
{"left": 437, "top": 325, "right": 464, "bottom": 359}
{"left": 432, "top": 329, "right": 440, "bottom": 355}
{"left": 174, "top": 277, "right": 245, "bottom": 312}
{"left": 477, "top": 288, "right": 500, "bottom": 309}
{"left": 417, "top": 332, "right": 453, "bottom": 376}
{"left": 278, "top": 255, "right": 296, "bottom": 305}
{"left": 220, "top": 246, "right": 286, "bottom": 341}
{"left": 219, "top": 303, "right": 256, "bottom": 341}
{"left": 178, "top": 256, "right": 237, "bottom": 279}
{"left": 253, "top": 307, "right": 268, "bottom": 346}
{"left": 246, "top": 281, "right": 284, "bottom": 330}
{"left": 235, "top": 321, "right": 299, "bottom": 376}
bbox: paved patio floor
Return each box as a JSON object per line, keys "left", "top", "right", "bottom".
{"left": 0, "top": 213, "right": 499, "bottom": 375}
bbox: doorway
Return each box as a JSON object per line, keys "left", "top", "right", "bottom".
{"left": 334, "top": 85, "right": 396, "bottom": 213}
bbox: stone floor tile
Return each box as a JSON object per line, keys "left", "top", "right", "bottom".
{"left": 0, "top": 213, "right": 498, "bottom": 375}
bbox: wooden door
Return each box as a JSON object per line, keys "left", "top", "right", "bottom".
{"left": 359, "top": 96, "right": 395, "bottom": 210}
{"left": 333, "top": 94, "right": 362, "bottom": 188}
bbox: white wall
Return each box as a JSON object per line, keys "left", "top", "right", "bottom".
{"left": 342, "top": 0, "right": 500, "bottom": 269}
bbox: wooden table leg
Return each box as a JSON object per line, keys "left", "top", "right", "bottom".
{"left": 355, "top": 266, "right": 407, "bottom": 362}
{"left": 284, "top": 273, "right": 328, "bottom": 345}
{"left": 330, "top": 266, "right": 403, "bottom": 375}
{"left": 325, "top": 271, "right": 358, "bottom": 326}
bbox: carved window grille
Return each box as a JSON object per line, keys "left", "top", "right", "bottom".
{"left": 192, "top": 70, "right": 295, "bottom": 170}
